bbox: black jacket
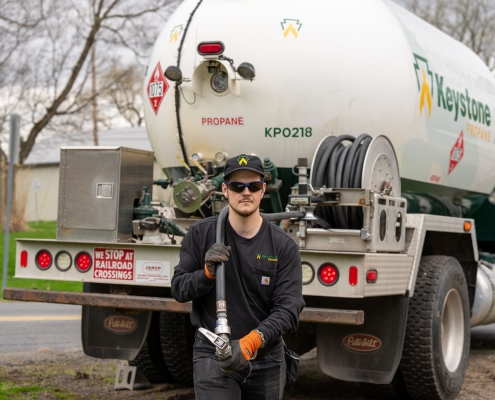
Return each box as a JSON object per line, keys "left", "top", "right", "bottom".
{"left": 171, "top": 215, "right": 305, "bottom": 344}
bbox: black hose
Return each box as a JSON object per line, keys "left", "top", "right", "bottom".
{"left": 215, "top": 206, "right": 229, "bottom": 303}
{"left": 311, "top": 134, "right": 372, "bottom": 229}
{"left": 174, "top": 0, "right": 204, "bottom": 167}
{"left": 261, "top": 211, "right": 305, "bottom": 221}
{"left": 312, "top": 215, "right": 332, "bottom": 230}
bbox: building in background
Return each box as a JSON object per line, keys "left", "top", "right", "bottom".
{"left": 16, "top": 127, "right": 167, "bottom": 222}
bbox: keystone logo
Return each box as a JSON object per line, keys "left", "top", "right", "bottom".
{"left": 281, "top": 19, "right": 302, "bottom": 38}
{"left": 413, "top": 55, "right": 433, "bottom": 118}
{"left": 342, "top": 333, "right": 382, "bottom": 352}
{"left": 256, "top": 253, "right": 278, "bottom": 262}
{"left": 169, "top": 25, "right": 183, "bottom": 44}
{"left": 413, "top": 53, "right": 492, "bottom": 127}
{"left": 238, "top": 156, "right": 249, "bottom": 165}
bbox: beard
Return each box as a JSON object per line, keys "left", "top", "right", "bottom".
{"left": 228, "top": 197, "right": 259, "bottom": 218}
{"left": 231, "top": 206, "right": 257, "bottom": 218}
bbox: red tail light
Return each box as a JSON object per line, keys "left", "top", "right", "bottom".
{"left": 75, "top": 252, "right": 92, "bottom": 273}
{"left": 349, "top": 266, "right": 358, "bottom": 286}
{"left": 35, "top": 250, "right": 52, "bottom": 270}
{"left": 318, "top": 263, "right": 339, "bottom": 286}
{"left": 20, "top": 250, "right": 28, "bottom": 267}
{"left": 197, "top": 41, "right": 225, "bottom": 56}
{"left": 367, "top": 269, "right": 378, "bottom": 283}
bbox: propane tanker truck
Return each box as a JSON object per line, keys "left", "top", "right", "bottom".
{"left": 4, "top": 0, "right": 495, "bottom": 398}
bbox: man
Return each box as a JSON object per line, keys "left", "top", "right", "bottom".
{"left": 171, "top": 154, "right": 305, "bottom": 400}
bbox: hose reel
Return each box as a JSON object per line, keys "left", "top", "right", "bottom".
{"left": 310, "top": 134, "right": 401, "bottom": 230}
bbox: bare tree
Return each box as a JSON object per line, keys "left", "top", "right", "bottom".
{"left": 0, "top": 0, "right": 180, "bottom": 164}
{"left": 99, "top": 62, "right": 146, "bottom": 127}
{"left": 405, "top": 0, "right": 495, "bottom": 71}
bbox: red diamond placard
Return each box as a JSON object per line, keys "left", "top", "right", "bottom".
{"left": 448, "top": 130, "right": 464, "bottom": 175}
{"left": 148, "top": 62, "right": 169, "bottom": 115}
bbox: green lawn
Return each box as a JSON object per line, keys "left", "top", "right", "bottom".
{"left": 0, "top": 221, "right": 82, "bottom": 294}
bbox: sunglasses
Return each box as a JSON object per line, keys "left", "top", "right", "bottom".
{"left": 225, "top": 181, "right": 264, "bottom": 193}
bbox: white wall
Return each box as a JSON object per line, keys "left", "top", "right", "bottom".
{"left": 16, "top": 165, "right": 60, "bottom": 222}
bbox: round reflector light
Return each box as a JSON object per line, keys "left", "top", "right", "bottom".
{"left": 35, "top": 249, "right": 52, "bottom": 270}
{"left": 75, "top": 251, "right": 92, "bottom": 273}
{"left": 301, "top": 261, "right": 315, "bottom": 285}
{"left": 318, "top": 263, "right": 339, "bottom": 286}
{"left": 55, "top": 251, "right": 72, "bottom": 272}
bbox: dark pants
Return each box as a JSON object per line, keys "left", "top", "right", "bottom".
{"left": 193, "top": 336, "right": 287, "bottom": 400}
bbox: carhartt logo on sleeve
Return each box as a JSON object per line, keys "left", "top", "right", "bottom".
{"left": 261, "top": 276, "right": 270, "bottom": 285}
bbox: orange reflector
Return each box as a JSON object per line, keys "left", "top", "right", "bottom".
{"left": 349, "top": 266, "right": 358, "bottom": 286}
{"left": 20, "top": 250, "right": 28, "bottom": 267}
{"left": 463, "top": 221, "right": 472, "bottom": 232}
{"left": 367, "top": 270, "right": 378, "bottom": 283}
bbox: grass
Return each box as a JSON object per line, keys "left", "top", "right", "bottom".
{"left": 0, "top": 221, "right": 82, "bottom": 294}
{"left": 0, "top": 381, "right": 44, "bottom": 400}
{"left": 0, "top": 375, "right": 76, "bottom": 400}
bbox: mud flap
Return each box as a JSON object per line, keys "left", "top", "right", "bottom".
{"left": 316, "top": 295, "right": 409, "bottom": 384}
{"left": 81, "top": 283, "right": 152, "bottom": 360}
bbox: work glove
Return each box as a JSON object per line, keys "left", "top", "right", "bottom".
{"left": 204, "top": 243, "right": 231, "bottom": 279}
{"left": 220, "top": 331, "right": 263, "bottom": 373}
{"left": 220, "top": 340, "right": 249, "bottom": 373}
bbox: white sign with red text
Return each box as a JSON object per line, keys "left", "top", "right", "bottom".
{"left": 93, "top": 248, "right": 134, "bottom": 281}
{"left": 135, "top": 260, "right": 171, "bottom": 284}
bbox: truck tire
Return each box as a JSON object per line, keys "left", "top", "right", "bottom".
{"left": 129, "top": 312, "right": 173, "bottom": 383}
{"left": 400, "top": 256, "right": 470, "bottom": 400}
{"left": 159, "top": 312, "right": 195, "bottom": 386}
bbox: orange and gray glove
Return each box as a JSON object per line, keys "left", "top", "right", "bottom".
{"left": 204, "top": 243, "right": 231, "bottom": 279}
{"left": 220, "top": 331, "right": 263, "bottom": 373}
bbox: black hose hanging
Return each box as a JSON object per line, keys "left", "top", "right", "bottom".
{"left": 215, "top": 206, "right": 229, "bottom": 305}
{"left": 174, "top": 0, "right": 204, "bottom": 167}
{"left": 311, "top": 134, "right": 372, "bottom": 229}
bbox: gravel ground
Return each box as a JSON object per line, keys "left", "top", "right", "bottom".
{"left": 1, "top": 343, "right": 495, "bottom": 400}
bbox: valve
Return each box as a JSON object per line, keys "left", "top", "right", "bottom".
{"left": 134, "top": 187, "right": 159, "bottom": 219}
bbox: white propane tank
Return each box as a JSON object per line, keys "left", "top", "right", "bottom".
{"left": 143, "top": 0, "right": 495, "bottom": 197}
{"left": 471, "top": 261, "right": 495, "bottom": 327}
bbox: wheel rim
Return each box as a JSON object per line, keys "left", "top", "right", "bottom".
{"left": 441, "top": 288, "right": 464, "bottom": 372}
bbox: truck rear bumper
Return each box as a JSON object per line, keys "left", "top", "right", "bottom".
{"left": 3, "top": 287, "right": 364, "bottom": 325}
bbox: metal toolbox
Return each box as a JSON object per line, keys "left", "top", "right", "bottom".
{"left": 57, "top": 147, "right": 154, "bottom": 243}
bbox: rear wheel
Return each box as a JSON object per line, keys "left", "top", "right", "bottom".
{"left": 400, "top": 256, "right": 470, "bottom": 400}
{"left": 129, "top": 312, "right": 173, "bottom": 383}
{"left": 159, "top": 312, "right": 195, "bottom": 386}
